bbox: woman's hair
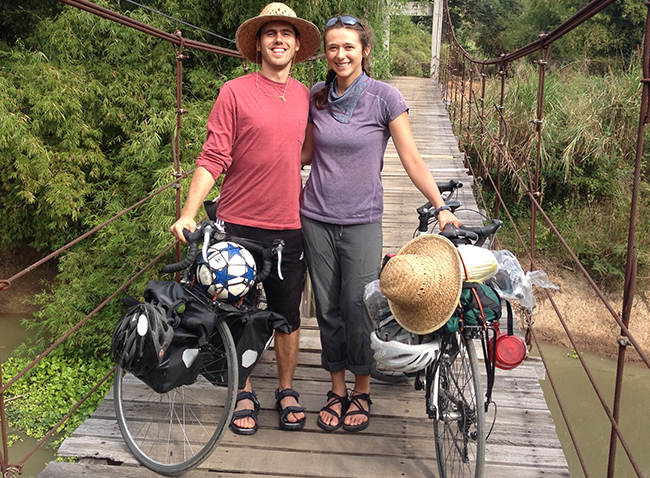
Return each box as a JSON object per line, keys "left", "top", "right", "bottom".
{"left": 313, "top": 16, "right": 372, "bottom": 110}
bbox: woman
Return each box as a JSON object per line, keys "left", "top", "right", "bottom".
{"left": 300, "top": 15, "right": 461, "bottom": 432}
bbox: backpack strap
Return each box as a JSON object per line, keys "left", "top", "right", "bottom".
{"left": 505, "top": 300, "right": 514, "bottom": 335}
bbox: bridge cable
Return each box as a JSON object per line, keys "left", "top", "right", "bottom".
{"left": 118, "top": 0, "right": 235, "bottom": 43}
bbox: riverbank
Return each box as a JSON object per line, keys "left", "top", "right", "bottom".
{"left": 527, "top": 259, "right": 650, "bottom": 362}
{"left": 0, "top": 243, "right": 58, "bottom": 315}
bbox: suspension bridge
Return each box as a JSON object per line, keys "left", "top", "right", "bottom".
{"left": 37, "top": 76, "right": 570, "bottom": 478}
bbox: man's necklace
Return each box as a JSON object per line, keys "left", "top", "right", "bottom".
{"left": 256, "top": 72, "right": 289, "bottom": 103}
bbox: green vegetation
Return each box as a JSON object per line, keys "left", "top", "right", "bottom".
{"left": 389, "top": 15, "right": 432, "bottom": 77}
{"left": 464, "top": 56, "right": 650, "bottom": 284}
{"left": 2, "top": 350, "right": 114, "bottom": 446}
{"left": 451, "top": 0, "right": 645, "bottom": 62}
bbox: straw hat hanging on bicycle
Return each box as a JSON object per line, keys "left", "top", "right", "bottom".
{"left": 380, "top": 234, "right": 463, "bottom": 335}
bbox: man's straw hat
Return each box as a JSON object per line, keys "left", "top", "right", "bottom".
{"left": 380, "top": 235, "right": 462, "bottom": 335}
{"left": 235, "top": 3, "right": 320, "bottom": 64}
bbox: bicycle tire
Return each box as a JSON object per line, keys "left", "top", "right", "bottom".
{"left": 432, "top": 332, "right": 485, "bottom": 478}
{"left": 371, "top": 363, "right": 410, "bottom": 383}
{"left": 114, "top": 320, "right": 238, "bottom": 476}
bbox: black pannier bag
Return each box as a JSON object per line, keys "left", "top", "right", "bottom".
{"left": 138, "top": 280, "right": 216, "bottom": 393}
{"left": 118, "top": 280, "right": 292, "bottom": 393}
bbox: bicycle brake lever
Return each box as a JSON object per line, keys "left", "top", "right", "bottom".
{"left": 201, "top": 224, "right": 213, "bottom": 263}
{"left": 274, "top": 240, "right": 284, "bottom": 281}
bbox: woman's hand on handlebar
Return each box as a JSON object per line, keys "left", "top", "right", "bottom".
{"left": 170, "top": 216, "right": 197, "bottom": 244}
{"left": 437, "top": 209, "right": 462, "bottom": 230}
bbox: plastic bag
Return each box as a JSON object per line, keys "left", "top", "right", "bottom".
{"left": 364, "top": 280, "right": 438, "bottom": 345}
{"left": 363, "top": 279, "right": 391, "bottom": 325}
{"left": 486, "top": 250, "right": 558, "bottom": 310}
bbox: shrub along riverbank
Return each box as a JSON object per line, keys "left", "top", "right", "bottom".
{"left": 473, "top": 56, "right": 650, "bottom": 289}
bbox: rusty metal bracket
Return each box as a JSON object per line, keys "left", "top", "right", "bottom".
{"left": 4, "top": 466, "right": 21, "bottom": 478}
{"left": 0, "top": 280, "right": 10, "bottom": 291}
{"left": 617, "top": 335, "right": 633, "bottom": 347}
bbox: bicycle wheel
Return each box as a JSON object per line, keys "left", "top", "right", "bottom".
{"left": 371, "top": 363, "right": 410, "bottom": 383}
{"left": 432, "top": 331, "right": 485, "bottom": 478}
{"left": 114, "top": 320, "right": 238, "bottom": 475}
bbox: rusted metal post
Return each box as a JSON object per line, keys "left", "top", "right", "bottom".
{"left": 173, "top": 32, "right": 187, "bottom": 272}
{"left": 459, "top": 57, "right": 467, "bottom": 166}
{"left": 530, "top": 41, "right": 550, "bottom": 267}
{"left": 477, "top": 67, "right": 487, "bottom": 178}
{"left": 452, "top": 47, "right": 459, "bottom": 124}
{"left": 0, "top": 357, "right": 8, "bottom": 476}
{"left": 607, "top": 4, "right": 650, "bottom": 476}
{"left": 466, "top": 65, "right": 474, "bottom": 169}
{"left": 441, "top": 18, "right": 450, "bottom": 100}
{"left": 494, "top": 57, "right": 507, "bottom": 219}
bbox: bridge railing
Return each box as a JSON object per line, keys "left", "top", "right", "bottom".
{"left": 0, "top": 1, "right": 321, "bottom": 476}
{"left": 439, "top": 0, "right": 650, "bottom": 476}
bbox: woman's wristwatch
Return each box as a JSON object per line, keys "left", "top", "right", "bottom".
{"left": 433, "top": 205, "right": 451, "bottom": 219}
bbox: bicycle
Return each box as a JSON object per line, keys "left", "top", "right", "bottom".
{"left": 369, "top": 195, "right": 504, "bottom": 478}
{"left": 113, "top": 220, "right": 283, "bottom": 475}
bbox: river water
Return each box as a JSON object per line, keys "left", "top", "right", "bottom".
{"left": 0, "top": 315, "right": 56, "bottom": 478}
{"left": 1, "top": 313, "right": 649, "bottom": 477}
{"left": 534, "top": 342, "right": 650, "bottom": 478}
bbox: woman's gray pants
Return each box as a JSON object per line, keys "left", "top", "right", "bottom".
{"left": 301, "top": 216, "right": 382, "bottom": 376}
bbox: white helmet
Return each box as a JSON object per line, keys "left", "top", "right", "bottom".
{"left": 370, "top": 330, "right": 441, "bottom": 373}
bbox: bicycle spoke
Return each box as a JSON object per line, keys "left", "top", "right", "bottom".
{"left": 433, "top": 333, "right": 485, "bottom": 478}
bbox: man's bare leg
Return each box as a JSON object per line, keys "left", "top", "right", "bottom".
{"left": 274, "top": 329, "right": 304, "bottom": 423}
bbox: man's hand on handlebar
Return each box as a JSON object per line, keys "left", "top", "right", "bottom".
{"left": 170, "top": 216, "right": 197, "bottom": 245}
{"left": 437, "top": 209, "right": 462, "bottom": 231}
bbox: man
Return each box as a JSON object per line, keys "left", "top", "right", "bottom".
{"left": 169, "top": 3, "right": 320, "bottom": 435}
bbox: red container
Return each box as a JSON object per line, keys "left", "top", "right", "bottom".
{"left": 489, "top": 321, "right": 526, "bottom": 370}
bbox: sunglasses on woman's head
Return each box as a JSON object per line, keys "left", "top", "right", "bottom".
{"left": 325, "top": 15, "right": 366, "bottom": 32}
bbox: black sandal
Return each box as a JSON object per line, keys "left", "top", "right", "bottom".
{"left": 230, "top": 390, "right": 260, "bottom": 436}
{"left": 317, "top": 390, "right": 350, "bottom": 432}
{"left": 275, "top": 388, "right": 306, "bottom": 430}
{"left": 342, "top": 391, "right": 372, "bottom": 432}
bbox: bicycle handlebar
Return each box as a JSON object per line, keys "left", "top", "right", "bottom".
{"left": 437, "top": 179, "right": 463, "bottom": 193}
{"left": 417, "top": 181, "right": 464, "bottom": 215}
{"left": 162, "top": 228, "right": 206, "bottom": 274}
{"left": 162, "top": 221, "right": 282, "bottom": 284}
{"left": 416, "top": 199, "right": 461, "bottom": 234}
{"left": 439, "top": 219, "right": 503, "bottom": 247}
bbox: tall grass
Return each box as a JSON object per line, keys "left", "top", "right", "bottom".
{"left": 463, "top": 55, "right": 650, "bottom": 286}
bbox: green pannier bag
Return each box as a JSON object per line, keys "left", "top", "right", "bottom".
{"left": 444, "top": 282, "right": 502, "bottom": 333}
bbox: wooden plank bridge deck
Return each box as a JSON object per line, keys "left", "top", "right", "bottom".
{"left": 39, "top": 77, "right": 570, "bottom": 478}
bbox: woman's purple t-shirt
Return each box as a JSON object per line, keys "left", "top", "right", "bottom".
{"left": 300, "top": 77, "right": 409, "bottom": 225}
